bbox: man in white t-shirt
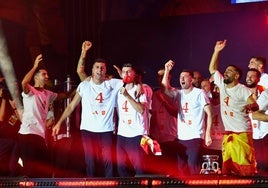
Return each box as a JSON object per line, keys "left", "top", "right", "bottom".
{"left": 209, "top": 40, "right": 258, "bottom": 176}
{"left": 252, "top": 89, "right": 268, "bottom": 176}
{"left": 19, "top": 54, "right": 73, "bottom": 178}
{"left": 244, "top": 68, "right": 266, "bottom": 176}
{"left": 162, "top": 60, "right": 212, "bottom": 177}
{"left": 53, "top": 57, "right": 123, "bottom": 177}
{"left": 116, "top": 63, "right": 149, "bottom": 177}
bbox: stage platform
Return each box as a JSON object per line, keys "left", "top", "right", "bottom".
{"left": 1, "top": 175, "right": 268, "bottom": 187}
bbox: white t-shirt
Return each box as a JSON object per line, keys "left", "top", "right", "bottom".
{"left": 213, "top": 70, "right": 252, "bottom": 132}
{"left": 117, "top": 85, "right": 148, "bottom": 137}
{"left": 177, "top": 87, "right": 210, "bottom": 140}
{"left": 19, "top": 85, "right": 57, "bottom": 139}
{"left": 77, "top": 78, "right": 122, "bottom": 132}
{"left": 259, "top": 72, "right": 268, "bottom": 90}
{"left": 254, "top": 89, "right": 268, "bottom": 139}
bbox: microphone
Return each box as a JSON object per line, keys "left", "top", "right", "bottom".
{"left": 123, "top": 76, "right": 131, "bottom": 87}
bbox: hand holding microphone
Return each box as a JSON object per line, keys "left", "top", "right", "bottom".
{"left": 123, "top": 75, "right": 132, "bottom": 87}
{"left": 121, "top": 76, "right": 132, "bottom": 95}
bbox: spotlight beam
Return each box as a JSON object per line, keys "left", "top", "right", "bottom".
{"left": 0, "top": 19, "right": 23, "bottom": 119}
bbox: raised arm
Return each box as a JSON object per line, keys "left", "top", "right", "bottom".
{"left": 161, "top": 60, "right": 175, "bottom": 98}
{"left": 21, "top": 54, "right": 42, "bottom": 94}
{"left": 77, "top": 41, "right": 92, "bottom": 81}
{"left": 113, "top": 65, "right": 122, "bottom": 78}
{"left": 209, "top": 40, "right": 227, "bottom": 74}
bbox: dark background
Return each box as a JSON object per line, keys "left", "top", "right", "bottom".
{"left": 100, "top": 10, "right": 268, "bottom": 88}
{"left": 1, "top": 0, "right": 268, "bottom": 89}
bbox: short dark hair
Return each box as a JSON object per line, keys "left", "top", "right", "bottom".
{"left": 122, "top": 63, "right": 136, "bottom": 72}
{"left": 248, "top": 68, "right": 261, "bottom": 79}
{"left": 251, "top": 56, "right": 266, "bottom": 68}
{"left": 34, "top": 65, "right": 46, "bottom": 77}
{"left": 228, "top": 64, "right": 243, "bottom": 80}
{"left": 94, "top": 58, "right": 107, "bottom": 64}
{"left": 91, "top": 58, "right": 107, "bottom": 69}
{"left": 181, "top": 69, "right": 194, "bottom": 78}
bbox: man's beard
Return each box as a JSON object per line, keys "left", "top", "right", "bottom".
{"left": 223, "top": 78, "right": 232, "bottom": 84}
{"left": 246, "top": 82, "right": 257, "bottom": 88}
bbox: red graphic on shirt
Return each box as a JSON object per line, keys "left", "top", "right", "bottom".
{"left": 182, "top": 102, "right": 189, "bottom": 113}
{"left": 224, "top": 96, "right": 229, "bottom": 106}
{"left": 122, "top": 100, "right": 129, "bottom": 112}
{"left": 253, "top": 123, "right": 257, "bottom": 128}
{"left": 188, "top": 120, "right": 192, "bottom": 125}
{"left": 95, "top": 92, "right": 104, "bottom": 103}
